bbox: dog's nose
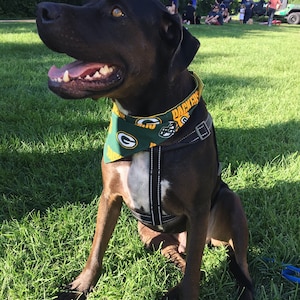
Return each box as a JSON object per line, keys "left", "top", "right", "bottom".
{"left": 37, "top": 2, "right": 62, "bottom": 23}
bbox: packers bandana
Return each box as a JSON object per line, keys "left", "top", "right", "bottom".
{"left": 103, "top": 74, "right": 204, "bottom": 163}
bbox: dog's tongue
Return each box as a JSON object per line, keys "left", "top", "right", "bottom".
{"left": 48, "top": 61, "right": 107, "bottom": 79}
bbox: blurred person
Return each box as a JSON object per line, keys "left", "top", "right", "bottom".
{"left": 183, "top": 0, "right": 196, "bottom": 24}
{"left": 244, "top": 0, "right": 254, "bottom": 24}
{"left": 267, "top": 0, "right": 281, "bottom": 26}
{"left": 166, "top": 0, "right": 176, "bottom": 14}
{"left": 239, "top": 4, "right": 246, "bottom": 23}
{"left": 205, "top": 5, "right": 224, "bottom": 25}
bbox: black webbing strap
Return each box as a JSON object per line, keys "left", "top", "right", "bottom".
{"left": 149, "top": 146, "right": 163, "bottom": 226}
{"left": 130, "top": 112, "right": 217, "bottom": 227}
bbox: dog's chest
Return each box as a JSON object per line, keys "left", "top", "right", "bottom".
{"left": 120, "top": 152, "right": 170, "bottom": 214}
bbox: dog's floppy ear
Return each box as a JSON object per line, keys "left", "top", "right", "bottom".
{"left": 161, "top": 13, "right": 200, "bottom": 79}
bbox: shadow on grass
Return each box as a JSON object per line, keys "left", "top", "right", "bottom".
{"left": 216, "top": 120, "right": 300, "bottom": 166}
{"left": 0, "top": 148, "right": 104, "bottom": 222}
{"left": 241, "top": 181, "right": 300, "bottom": 300}
{"left": 0, "top": 23, "right": 298, "bottom": 223}
{"left": 0, "top": 119, "right": 298, "bottom": 222}
{"left": 0, "top": 96, "right": 109, "bottom": 221}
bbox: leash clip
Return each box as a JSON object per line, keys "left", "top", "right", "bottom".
{"left": 281, "top": 265, "right": 300, "bottom": 284}
{"left": 195, "top": 120, "right": 211, "bottom": 141}
{"left": 263, "top": 258, "right": 300, "bottom": 284}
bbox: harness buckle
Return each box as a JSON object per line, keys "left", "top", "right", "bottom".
{"left": 195, "top": 120, "right": 211, "bottom": 141}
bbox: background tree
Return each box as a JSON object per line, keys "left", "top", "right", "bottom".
{"left": 0, "top": 0, "right": 82, "bottom": 18}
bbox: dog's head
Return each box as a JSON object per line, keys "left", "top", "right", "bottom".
{"left": 36, "top": 0, "right": 200, "bottom": 100}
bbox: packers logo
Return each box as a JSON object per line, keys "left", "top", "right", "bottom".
{"left": 181, "top": 116, "right": 189, "bottom": 125}
{"left": 159, "top": 121, "right": 177, "bottom": 138}
{"left": 117, "top": 131, "right": 138, "bottom": 149}
{"left": 135, "top": 117, "right": 162, "bottom": 130}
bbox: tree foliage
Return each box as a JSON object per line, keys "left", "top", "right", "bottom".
{"left": 1, "top": 0, "right": 298, "bottom": 19}
{"left": 0, "top": 0, "right": 218, "bottom": 19}
{"left": 0, "top": 0, "right": 82, "bottom": 18}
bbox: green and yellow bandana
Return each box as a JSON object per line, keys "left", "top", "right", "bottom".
{"left": 103, "top": 74, "right": 204, "bottom": 163}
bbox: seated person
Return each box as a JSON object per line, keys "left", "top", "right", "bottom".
{"left": 221, "top": 6, "right": 231, "bottom": 23}
{"left": 215, "top": 0, "right": 232, "bottom": 22}
{"left": 183, "top": 0, "right": 196, "bottom": 24}
{"left": 205, "top": 5, "right": 224, "bottom": 25}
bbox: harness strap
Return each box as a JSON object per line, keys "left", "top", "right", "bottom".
{"left": 163, "top": 113, "right": 213, "bottom": 151}
{"left": 149, "top": 146, "right": 162, "bottom": 226}
{"left": 130, "top": 206, "right": 176, "bottom": 226}
{"left": 130, "top": 113, "right": 217, "bottom": 228}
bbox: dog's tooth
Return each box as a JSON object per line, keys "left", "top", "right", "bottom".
{"left": 99, "top": 67, "right": 107, "bottom": 75}
{"left": 93, "top": 71, "right": 101, "bottom": 79}
{"left": 63, "top": 70, "right": 70, "bottom": 83}
{"left": 85, "top": 75, "right": 92, "bottom": 80}
{"left": 57, "top": 78, "right": 62, "bottom": 83}
{"left": 100, "top": 65, "right": 112, "bottom": 75}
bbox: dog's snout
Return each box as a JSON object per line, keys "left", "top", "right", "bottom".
{"left": 37, "top": 2, "right": 61, "bottom": 23}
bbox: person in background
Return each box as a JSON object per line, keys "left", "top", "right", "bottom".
{"left": 166, "top": 0, "right": 176, "bottom": 14}
{"left": 267, "top": 0, "right": 281, "bottom": 26}
{"left": 173, "top": 0, "right": 179, "bottom": 12}
{"left": 205, "top": 5, "right": 224, "bottom": 25}
{"left": 223, "top": 0, "right": 233, "bottom": 9}
{"left": 222, "top": 6, "right": 232, "bottom": 22}
{"left": 183, "top": 0, "right": 196, "bottom": 24}
{"left": 239, "top": 3, "right": 246, "bottom": 23}
{"left": 244, "top": 0, "right": 254, "bottom": 24}
{"left": 216, "top": 0, "right": 231, "bottom": 23}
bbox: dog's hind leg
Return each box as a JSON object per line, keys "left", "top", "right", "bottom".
{"left": 208, "top": 182, "right": 254, "bottom": 300}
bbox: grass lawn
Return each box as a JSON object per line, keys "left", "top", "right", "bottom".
{"left": 0, "top": 20, "right": 299, "bottom": 300}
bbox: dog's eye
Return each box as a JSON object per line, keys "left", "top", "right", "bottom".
{"left": 111, "top": 7, "right": 124, "bottom": 18}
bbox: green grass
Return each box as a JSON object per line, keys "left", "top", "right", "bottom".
{"left": 0, "top": 21, "right": 299, "bottom": 300}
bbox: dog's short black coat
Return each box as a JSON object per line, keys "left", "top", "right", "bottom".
{"left": 36, "top": 0, "right": 254, "bottom": 299}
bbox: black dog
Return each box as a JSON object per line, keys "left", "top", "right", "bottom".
{"left": 36, "top": 0, "right": 253, "bottom": 299}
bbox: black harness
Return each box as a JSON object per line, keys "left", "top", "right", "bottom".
{"left": 130, "top": 112, "right": 217, "bottom": 228}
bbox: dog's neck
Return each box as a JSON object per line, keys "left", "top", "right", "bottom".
{"left": 114, "top": 70, "right": 195, "bottom": 117}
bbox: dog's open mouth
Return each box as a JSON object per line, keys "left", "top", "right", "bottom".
{"left": 48, "top": 60, "right": 123, "bottom": 99}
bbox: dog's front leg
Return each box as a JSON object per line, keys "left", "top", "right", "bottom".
{"left": 68, "top": 192, "right": 122, "bottom": 295}
{"left": 164, "top": 209, "right": 209, "bottom": 300}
